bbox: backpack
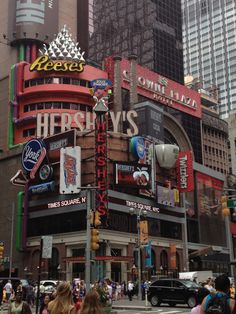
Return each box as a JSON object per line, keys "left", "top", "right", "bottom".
{"left": 205, "top": 295, "right": 230, "bottom": 314}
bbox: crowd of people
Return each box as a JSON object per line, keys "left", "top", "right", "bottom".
{"left": 0, "top": 278, "right": 140, "bottom": 313}
{"left": 1, "top": 274, "right": 236, "bottom": 313}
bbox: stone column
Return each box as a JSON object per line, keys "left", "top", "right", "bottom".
{"left": 105, "top": 241, "right": 111, "bottom": 279}
{"left": 128, "top": 54, "right": 138, "bottom": 110}
{"left": 66, "top": 246, "right": 72, "bottom": 281}
{"left": 112, "top": 55, "right": 123, "bottom": 132}
{"left": 121, "top": 246, "right": 128, "bottom": 283}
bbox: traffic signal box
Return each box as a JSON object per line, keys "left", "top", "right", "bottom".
{"left": 0, "top": 242, "right": 4, "bottom": 263}
{"left": 91, "top": 228, "right": 99, "bottom": 251}
{"left": 221, "top": 195, "right": 230, "bottom": 217}
{"left": 90, "top": 211, "right": 102, "bottom": 251}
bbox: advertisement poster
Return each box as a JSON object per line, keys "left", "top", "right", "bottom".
{"left": 114, "top": 162, "right": 151, "bottom": 189}
{"left": 196, "top": 172, "right": 226, "bottom": 246}
{"left": 196, "top": 172, "right": 223, "bottom": 217}
{"left": 60, "top": 146, "right": 81, "bottom": 194}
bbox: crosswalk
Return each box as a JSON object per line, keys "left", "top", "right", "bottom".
{"left": 117, "top": 308, "right": 191, "bottom": 314}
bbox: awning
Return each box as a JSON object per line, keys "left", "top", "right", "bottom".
{"left": 63, "top": 256, "right": 134, "bottom": 263}
{"left": 189, "top": 246, "right": 213, "bottom": 258}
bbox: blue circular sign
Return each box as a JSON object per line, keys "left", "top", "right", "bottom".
{"left": 130, "top": 136, "right": 146, "bottom": 160}
{"left": 21, "top": 139, "right": 44, "bottom": 172}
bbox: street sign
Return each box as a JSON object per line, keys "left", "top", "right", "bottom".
{"left": 42, "top": 236, "right": 53, "bottom": 259}
{"left": 227, "top": 199, "right": 236, "bottom": 208}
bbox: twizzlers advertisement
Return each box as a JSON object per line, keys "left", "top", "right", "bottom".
{"left": 176, "top": 151, "right": 194, "bottom": 192}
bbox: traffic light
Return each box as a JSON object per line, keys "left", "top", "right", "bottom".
{"left": 91, "top": 228, "right": 99, "bottom": 250}
{"left": 221, "top": 195, "right": 230, "bottom": 217}
{"left": 0, "top": 242, "right": 4, "bottom": 261}
{"left": 94, "top": 211, "right": 102, "bottom": 227}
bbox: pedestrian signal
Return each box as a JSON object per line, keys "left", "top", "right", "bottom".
{"left": 221, "top": 195, "right": 230, "bottom": 217}
{"left": 91, "top": 228, "right": 99, "bottom": 251}
{"left": 94, "top": 211, "right": 102, "bottom": 227}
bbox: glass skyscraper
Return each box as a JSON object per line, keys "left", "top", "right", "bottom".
{"left": 182, "top": 0, "right": 236, "bottom": 118}
{"left": 78, "top": 0, "right": 184, "bottom": 84}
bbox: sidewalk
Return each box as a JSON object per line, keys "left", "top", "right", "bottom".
{"left": 0, "top": 297, "right": 152, "bottom": 313}
{"left": 112, "top": 296, "right": 152, "bottom": 311}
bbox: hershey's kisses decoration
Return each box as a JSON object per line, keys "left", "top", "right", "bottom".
{"left": 30, "top": 25, "right": 85, "bottom": 73}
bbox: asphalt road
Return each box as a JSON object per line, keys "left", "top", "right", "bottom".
{"left": 115, "top": 306, "right": 191, "bottom": 313}
{"left": 1, "top": 304, "right": 192, "bottom": 314}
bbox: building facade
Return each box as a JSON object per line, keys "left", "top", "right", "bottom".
{"left": 0, "top": 0, "right": 233, "bottom": 281}
{"left": 182, "top": 0, "right": 236, "bottom": 118}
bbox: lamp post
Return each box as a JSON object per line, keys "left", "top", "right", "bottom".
{"left": 129, "top": 207, "right": 147, "bottom": 301}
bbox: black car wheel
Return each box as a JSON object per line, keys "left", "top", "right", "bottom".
{"left": 150, "top": 295, "right": 161, "bottom": 306}
{"left": 168, "top": 302, "right": 176, "bottom": 307}
{"left": 187, "top": 295, "right": 197, "bottom": 308}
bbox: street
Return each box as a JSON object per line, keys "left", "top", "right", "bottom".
{"left": 0, "top": 305, "right": 191, "bottom": 314}
{"left": 115, "top": 308, "right": 191, "bottom": 314}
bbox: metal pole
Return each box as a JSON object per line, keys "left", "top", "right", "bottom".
{"left": 85, "top": 188, "right": 91, "bottom": 292}
{"left": 9, "top": 202, "right": 15, "bottom": 279}
{"left": 225, "top": 215, "right": 235, "bottom": 277}
{"left": 137, "top": 214, "right": 142, "bottom": 300}
{"left": 35, "top": 238, "right": 43, "bottom": 314}
{"left": 182, "top": 193, "right": 189, "bottom": 271}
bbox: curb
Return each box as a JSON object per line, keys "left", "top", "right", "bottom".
{"left": 112, "top": 305, "right": 152, "bottom": 311}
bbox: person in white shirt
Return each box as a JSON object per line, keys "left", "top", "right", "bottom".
{"left": 4, "top": 280, "right": 12, "bottom": 303}
{"left": 127, "top": 281, "right": 134, "bottom": 301}
{"left": 204, "top": 278, "right": 216, "bottom": 293}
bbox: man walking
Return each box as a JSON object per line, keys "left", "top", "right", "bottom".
{"left": 127, "top": 281, "right": 134, "bottom": 301}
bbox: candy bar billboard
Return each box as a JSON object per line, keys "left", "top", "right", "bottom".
{"left": 176, "top": 151, "right": 194, "bottom": 192}
{"left": 114, "top": 162, "right": 151, "bottom": 189}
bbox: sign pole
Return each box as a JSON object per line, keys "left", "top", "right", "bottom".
{"left": 85, "top": 188, "right": 92, "bottom": 292}
{"left": 35, "top": 238, "right": 43, "bottom": 314}
{"left": 9, "top": 202, "right": 15, "bottom": 279}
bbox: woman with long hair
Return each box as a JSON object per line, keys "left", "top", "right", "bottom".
{"left": 79, "top": 290, "right": 103, "bottom": 314}
{"left": 48, "top": 282, "right": 78, "bottom": 314}
{"left": 39, "top": 294, "right": 51, "bottom": 314}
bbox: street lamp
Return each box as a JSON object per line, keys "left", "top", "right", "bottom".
{"left": 129, "top": 207, "right": 147, "bottom": 301}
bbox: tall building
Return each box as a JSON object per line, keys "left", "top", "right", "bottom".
{"left": 78, "top": 0, "right": 184, "bottom": 84}
{"left": 182, "top": 0, "right": 236, "bottom": 119}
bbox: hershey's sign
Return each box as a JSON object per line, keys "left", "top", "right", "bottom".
{"left": 37, "top": 110, "right": 139, "bottom": 137}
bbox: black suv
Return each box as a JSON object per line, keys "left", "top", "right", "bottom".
{"left": 147, "top": 278, "right": 199, "bottom": 308}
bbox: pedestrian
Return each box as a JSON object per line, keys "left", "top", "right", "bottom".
{"left": 127, "top": 281, "right": 134, "bottom": 301}
{"left": 0, "top": 280, "right": 3, "bottom": 305}
{"left": 4, "top": 280, "right": 12, "bottom": 304}
{"left": 191, "top": 287, "right": 209, "bottom": 314}
{"left": 47, "top": 281, "right": 78, "bottom": 314}
{"left": 201, "top": 274, "right": 235, "bottom": 313}
{"left": 121, "top": 281, "right": 126, "bottom": 298}
{"left": 8, "top": 290, "right": 32, "bottom": 314}
{"left": 39, "top": 294, "right": 50, "bottom": 314}
{"left": 26, "top": 283, "right": 34, "bottom": 307}
{"left": 116, "top": 282, "right": 121, "bottom": 300}
{"left": 204, "top": 278, "right": 216, "bottom": 293}
{"left": 79, "top": 290, "right": 103, "bottom": 314}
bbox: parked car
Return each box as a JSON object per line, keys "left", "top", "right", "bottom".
{"left": 40, "top": 280, "right": 59, "bottom": 294}
{"left": 147, "top": 278, "right": 199, "bottom": 308}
